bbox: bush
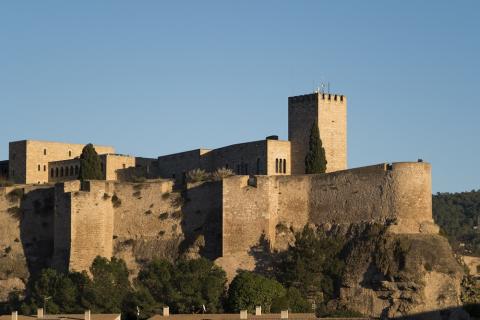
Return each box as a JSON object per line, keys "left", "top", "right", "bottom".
{"left": 227, "top": 271, "right": 286, "bottom": 313}
{"left": 111, "top": 194, "right": 122, "bottom": 208}
{"left": 187, "top": 169, "right": 209, "bottom": 183}
{"left": 7, "top": 188, "right": 23, "bottom": 202}
{"left": 159, "top": 212, "right": 169, "bottom": 220}
{"left": 7, "top": 207, "right": 22, "bottom": 220}
{"left": 211, "top": 168, "right": 234, "bottom": 181}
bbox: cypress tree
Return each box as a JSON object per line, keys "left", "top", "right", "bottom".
{"left": 79, "top": 143, "right": 103, "bottom": 180}
{"left": 305, "top": 120, "right": 327, "bottom": 174}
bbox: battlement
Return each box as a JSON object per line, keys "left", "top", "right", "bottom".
{"left": 288, "top": 92, "right": 346, "bottom": 104}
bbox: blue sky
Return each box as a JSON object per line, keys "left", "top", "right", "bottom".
{"left": 0, "top": 1, "right": 478, "bottom": 193}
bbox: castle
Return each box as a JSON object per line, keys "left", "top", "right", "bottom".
{"left": 0, "top": 92, "right": 347, "bottom": 185}
{"left": 0, "top": 90, "right": 436, "bottom": 284}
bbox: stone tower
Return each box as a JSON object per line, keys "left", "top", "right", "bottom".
{"left": 288, "top": 92, "right": 347, "bottom": 174}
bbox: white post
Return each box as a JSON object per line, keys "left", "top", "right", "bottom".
{"left": 11, "top": 311, "right": 18, "bottom": 320}
{"left": 85, "top": 310, "right": 91, "bottom": 320}
{"left": 163, "top": 306, "right": 169, "bottom": 317}
{"left": 37, "top": 308, "right": 44, "bottom": 319}
{"left": 255, "top": 306, "right": 261, "bottom": 316}
{"left": 281, "top": 310, "right": 288, "bottom": 319}
{"left": 240, "top": 310, "right": 248, "bottom": 319}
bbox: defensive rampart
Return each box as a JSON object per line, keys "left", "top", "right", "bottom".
{"left": 221, "top": 162, "right": 435, "bottom": 256}
{"left": 0, "top": 162, "right": 436, "bottom": 286}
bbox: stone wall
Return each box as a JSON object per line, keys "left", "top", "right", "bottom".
{"left": 0, "top": 184, "right": 54, "bottom": 300}
{"left": 221, "top": 162, "right": 434, "bottom": 256}
{"left": 52, "top": 179, "right": 222, "bottom": 276}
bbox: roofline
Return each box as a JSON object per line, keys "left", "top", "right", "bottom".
{"left": 9, "top": 139, "right": 114, "bottom": 149}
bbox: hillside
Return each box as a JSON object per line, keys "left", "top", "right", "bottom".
{"left": 433, "top": 190, "right": 480, "bottom": 255}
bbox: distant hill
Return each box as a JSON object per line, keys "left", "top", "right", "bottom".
{"left": 433, "top": 190, "right": 480, "bottom": 256}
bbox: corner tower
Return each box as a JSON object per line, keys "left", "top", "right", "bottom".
{"left": 288, "top": 92, "right": 347, "bottom": 174}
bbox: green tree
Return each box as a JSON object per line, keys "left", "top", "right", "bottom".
{"left": 18, "top": 269, "right": 89, "bottom": 315}
{"left": 271, "top": 287, "right": 311, "bottom": 313}
{"left": 122, "top": 287, "right": 157, "bottom": 320}
{"left": 83, "top": 256, "right": 132, "bottom": 313}
{"left": 227, "top": 271, "right": 286, "bottom": 313}
{"left": 276, "top": 226, "right": 345, "bottom": 302}
{"left": 137, "top": 258, "right": 227, "bottom": 314}
{"left": 304, "top": 120, "right": 327, "bottom": 174}
{"left": 79, "top": 143, "right": 103, "bottom": 180}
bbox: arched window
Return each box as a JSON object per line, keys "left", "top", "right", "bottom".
{"left": 50, "top": 168, "right": 54, "bottom": 178}
{"left": 38, "top": 164, "right": 41, "bottom": 171}
{"left": 55, "top": 168, "right": 59, "bottom": 177}
{"left": 60, "top": 167, "right": 64, "bottom": 177}
{"left": 69, "top": 150, "right": 72, "bottom": 157}
{"left": 283, "top": 159, "right": 287, "bottom": 174}
{"left": 275, "top": 159, "right": 279, "bottom": 173}
{"left": 43, "top": 149, "right": 47, "bottom": 155}
{"left": 43, "top": 165, "right": 46, "bottom": 171}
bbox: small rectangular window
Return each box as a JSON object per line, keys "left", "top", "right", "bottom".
{"left": 38, "top": 164, "right": 41, "bottom": 171}
{"left": 44, "top": 149, "right": 47, "bottom": 155}
{"left": 44, "top": 165, "right": 46, "bottom": 171}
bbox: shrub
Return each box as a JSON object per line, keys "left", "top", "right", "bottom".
{"left": 111, "top": 194, "right": 122, "bottom": 208}
{"left": 211, "top": 167, "right": 234, "bottom": 181}
{"left": 276, "top": 223, "right": 289, "bottom": 234}
{"left": 171, "top": 211, "right": 182, "bottom": 220}
{"left": 159, "top": 212, "right": 169, "bottom": 220}
{"left": 144, "top": 210, "right": 152, "bottom": 215}
{"left": 7, "top": 207, "right": 22, "bottom": 220}
{"left": 186, "top": 169, "right": 209, "bottom": 183}
{"left": 7, "top": 188, "right": 23, "bottom": 202}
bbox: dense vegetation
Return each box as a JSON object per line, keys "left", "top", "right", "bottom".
{"left": 0, "top": 226, "right": 363, "bottom": 319}
{"left": 79, "top": 143, "right": 103, "bottom": 180}
{"left": 305, "top": 120, "right": 327, "bottom": 174}
{"left": 433, "top": 190, "right": 480, "bottom": 256}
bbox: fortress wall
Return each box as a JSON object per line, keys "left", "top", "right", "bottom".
{"left": 67, "top": 181, "right": 115, "bottom": 272}
{"left": 389, "top": 162, "right": 434, "bottom": 233}
{"left": 0, "top": 185, "right": 54, "bottom": 301}
{"left": 52, "top": 182, "right": 76, "bottom": 272}
{"left": 111, "top": 180, "right": 181, "bottom": 267}
{"left": 181, "top": 181, "right": 223, "bottom": 258}
{"left": 221, "top": 162, "right": 434, "bottom": 255}
{"left": 222, "top": 176, "right": 279, "bottom": 255}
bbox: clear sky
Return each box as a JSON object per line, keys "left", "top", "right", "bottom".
{"left": 0, "top": 1, "right": 478, "bottom": 193}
